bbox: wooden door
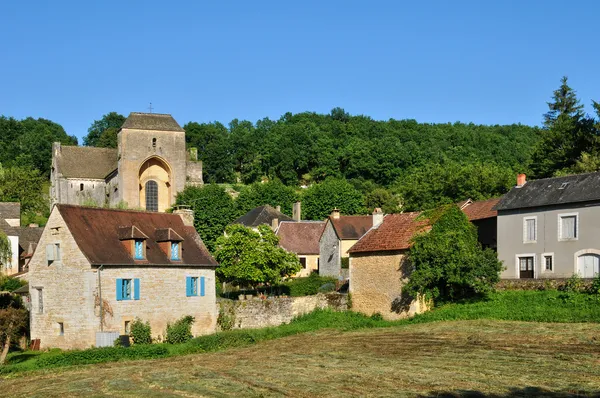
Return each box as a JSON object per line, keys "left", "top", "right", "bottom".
{"left": 519, "top": 256, "right": 534, "bottom": 279}
{"left": 578, "top": 254, "right": 600, "bottom": 278}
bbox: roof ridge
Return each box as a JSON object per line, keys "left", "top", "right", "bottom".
{"left": 526, "top": 171, "right": 600, "bottom": 184}
{"left": 56, "top": 204, "right": 181, "bottom": 217}
{"left": 130, "top": 112, "right": 173, "bottom": 117}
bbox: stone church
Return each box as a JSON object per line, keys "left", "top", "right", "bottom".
{"left": 50, "top": 112, "right": 203, "bottom": 212}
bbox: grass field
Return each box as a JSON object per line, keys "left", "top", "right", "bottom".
{"left": 2, "top": 320, "right": 600, "bottom": 397}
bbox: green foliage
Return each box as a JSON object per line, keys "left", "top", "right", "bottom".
{"left": 302, "top": 178, "right": 366, "bottom": 220}
{"left": 83, "top": 112, "right": 126, "bottom": 147}
{"left": 0, "top": 307, "right": 28, "bottom": 364}
{"left": 165, "top": 316, "right": 195, "bottom": 344}
{"left": 0, "top": 292, "right": 23, "bottom": 310}
{"left": 563, "top": 274, "right": 585, "bottom": 293}
{"left": 0, "top": 232, "right": 11, "bottom": 269}
{"left": 175, "top": 184, "right": 236, "bottom": 252}
{"left": 34, "top": 344, "right": 169, "bottom": 368}
{"left": 590, "top": 275, "right": 600, "bottom": 295}
{"left": 364, "top": 188, "right": 401, "bottom": 213}
{"left": 215, "top": 224, "right": 301, "bottom": 289}
{"left": 184, "top": 121, "right": 235, "bottom": 183}
{"left": 217, "top": 306, "right": 236, "bottom": 331}
{"left": 129, "top": 318, "right": 152, "bottom": 345}
{"left": 0, "top": 166, "right": 48, "bottom": 215}
{"left": 0, "top": 276, "right": 25, "bottom": 293}
{"left": 281, "top": 273, "right": 337, "bottom": 297}
{"left": 235, "top": 181, "right": 299, "bottom": 217}
{"left": 404, "top": 205, "right": 503, "bottom": 303}
{"left": 340, "top": 257, "right": 349, "bottom": 269}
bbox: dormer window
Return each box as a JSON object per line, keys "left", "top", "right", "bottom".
{"left": 155, "top": 227, "right": 184, "bottom": 261}
{"left": 171, "top": 242, "right": 180, "bottom": 261}
{"left": 118, "top": 226, "right": 149, "bottom": 261}
{"left": 134, "top": 240, "right": 145, "bottom": 260}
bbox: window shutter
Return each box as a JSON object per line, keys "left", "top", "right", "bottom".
{"left": 186, "top": 276, "right": 192, "bottom": 297}
{"left": 46, "top": 244, "right": 55, "bottom": 261}
{"left": 200, "top": 276, "right": 205, "bottom": 297}
{"left": 116, "top": 279, "right": 123, "bottom": 301}
{"left": 134, "top": 278, "right": 140, "bottom": 300}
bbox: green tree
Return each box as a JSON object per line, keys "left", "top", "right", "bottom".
{"left": 184, "top": 122, "right": 235, "bottom": 183}
{"left": 403, "top": 205, "right": 503, "bottom": 303}
{"left": 301, "top": 178, "right": 366, "bottom": 220}
{"left": 364, "top": 188, "right": 401, "bottom": 214}
{"left": 83, "top": 112, "right": 126, "bottom": 147}
{"left": 0, "top": 232, "right": 12, "bottom": 271}
{"left": 174, "top": 184, "right": 236, "bottom": 252}
{"left": 0, "top": 306, "right": 28, "bottom": 364}
{"left": 95, "top": 127, "right": 119, "bottom": 148}
{"left": 235, "top": 181, "right": 299, "bottom": 217}
{"left": 0, "top": 165, "right": 47, "bottom": 216}
{"left": 215, "top": 224, "right": 301, "bottom": 289}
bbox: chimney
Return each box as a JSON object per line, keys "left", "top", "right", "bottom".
{"left": 331, "top": 208, "right": 340, "bottom": 219}
{"left": 517, "top": 173, "right": 527, "bottom": 187}
{"left": 373, "top": 208, "right": 384, "bottom": 227}
{"left": 173, "top": 206, "right": 194, "bottom": 227}
{"left": 271, "top": 218, "right": 279, "bottom": 230}
{"left": 292, "top": 201, "right": 301, "bottom": 222}
{"left": 276, "top": 205, "right": 281, "bottom": 212}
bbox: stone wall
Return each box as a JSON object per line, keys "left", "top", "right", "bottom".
{"left": 217, "top": 293, "right": 347, "bottom": 330}
{"left": 319, "top": 222, "right": 340, "bottom": 278}
{"left": 496, "top": 278, "right": 594, "bottom": 291}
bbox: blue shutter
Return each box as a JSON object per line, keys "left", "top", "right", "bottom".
{"left": 134, "top": 278, "right": 140, "bottom": 300}
{"left": 200, "top": 276, "right": 205, "bottom": 297}
{"left": 116, "top": 279, "right": 123, "bottom": 301}
{"left": 186, "top": 276, "right": 192, "bottom": 297}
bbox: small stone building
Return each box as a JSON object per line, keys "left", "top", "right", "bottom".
{"left": 28, "top": 205, "right": 218, "bottom": 349}
{"left": 0, "top": 202, "right": 43, "bottom": 276}
{"left": 276, "top": 221, "right": 325, "bottom": 277}
{"left": 50, "top": 112, "right": 203, "bottom": 212}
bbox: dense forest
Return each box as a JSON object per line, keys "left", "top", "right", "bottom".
{"left": 1, "top": 77, "right": 598, "bottom": 243}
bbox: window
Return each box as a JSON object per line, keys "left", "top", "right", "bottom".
{"left": 171, "top": 242, "right": 180, "bottom": 261}
{"left": 116, "top": 278, "right": 140, "bottom": 301}
{"left": 299, "top": 257, "right": 307, "bottom": 269}
{"left": 544, "top": 254, "right": 553, "bottom": 271}
{"left": 523, "top": 217, "right": 536, "bottom": 243}
{"left": 80, "top": 183, "right": 84, "bottom": 191}
{"left": 559, "top": 213, "right": 578, "bottom": 240}
{"left": 124, "top": 320, "right": 131, "bottom": 334}
{"left": 36, "top": 288, "right": 43, "bottom": 314}
{"left": 134, "top": 240, "right": 144, "bottom": 260}
{"left": 58, "top": 322, "right": 64, "bottom": 336}
{"left": 186, "top": 276, "right": 205, "bottom": 297}
{"left": 145, "top": 180, "right": 158, "bottom": 212}
{"left": 55, "top": 244, "right": 61, "bottom": 261}
{"left": 152, "top": 138, "right": 157, "bottom": 148}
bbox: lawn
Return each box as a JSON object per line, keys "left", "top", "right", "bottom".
{"left": 2, "top": 320, "right": 600, "bottom": 397}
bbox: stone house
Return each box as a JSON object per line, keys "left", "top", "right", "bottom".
{"left": 50, "top": 112, "right": 203, "bottom": 212}
{"left": 28, "top": 205, "right": 218, "bottom": 349}
{"left": 348, "top": 212, "right": 430, "bottom": 320}
{"left": 0, "top": 202, "right": 43, "bottom": 276}
{"left": 496, "top": 173, "right": 600, "bottom": 279}
{"left": 319, "top": 209, "right": 383, "bottom": 279}
{"left": 459, "top": 197, "right": 500, "bottom": 250}
{"left": 276, "top": 221, "right": 325, "bottom": 277}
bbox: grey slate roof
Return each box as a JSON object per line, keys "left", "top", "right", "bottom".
{"left": 56, "top": 146, "right": 118, "bottom": 179}
{"left": 0, "top": 202, "right": 20, "bottom": 220}
{"left": 121, "top": 112, "right": 184, "bottom": 132}
{"left": 495, "top": 171, "right": 600, "bottom": 211}
{"left": 233, "top": 205, "right": 294, "bottom": 228}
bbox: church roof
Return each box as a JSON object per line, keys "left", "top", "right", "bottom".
{"left": 56, "top": 146, "right": 118, "bottom": 180}
{"left": 121, "top": 112, "right": 184, "bottom": 132}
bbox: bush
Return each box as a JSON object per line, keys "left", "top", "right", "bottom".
{"left": 282, "top": 273, "right": 337, "bottom": 297}
{"left": 0, "top": 276, "right": 25, "bottom": 292}
{"left": 165, "top": 316, "right": 195, "bottom": 344}
{"left": 589, "top": 275, "right": 600, "bottom": 295}
{"left": 130, "top": 318, "right": 152, "bottom": 345}
{"left": 35, "top": 344, "right": 169, "bottom": 368}
{"left": 340, "top": 257, "right": 350, "bottom": 269}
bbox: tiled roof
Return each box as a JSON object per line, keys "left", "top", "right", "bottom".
{"left": 461, "top": 198, "right": 500, "bottom": 221}
{"left": 330, "top": 215, "right": 373, "bottom": 240}
{"left": 348, "top": 212, "right": 429, "bottom": 254}
{"left": 276, "top": 221, "right": 325, "bottom": 255}
{"left": 57, "top": 205, "right": 217, "bottom": 266}
{"left": 233, "top": 205, "right": 294, "bottom": 228}
{"left": 56, "top": 146, "right": 118, "bottom": 179}
{"left": 495, "top": 172, "right": 600, "bottom": 211}
{"left": 16, "top": 227, "right": 43, "bottom": 253}
{"left": 0, "top": 202, "right": 20, "bottom": 220}
{"left": 121, "top": 112, "right": 184, "bottom": 132}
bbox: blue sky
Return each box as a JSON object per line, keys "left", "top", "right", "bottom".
{"left": 1, "top": 1, "right": 598, "bottom": 142}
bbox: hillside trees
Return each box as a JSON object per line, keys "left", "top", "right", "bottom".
{"left": 234, "top": 181, "right": 299, "bottom": 217}
{"left": 302, "top": 178, "right": 366, "bottom": 220}
{"left": 83, "top": 112, "right": 126, "bottom": 147}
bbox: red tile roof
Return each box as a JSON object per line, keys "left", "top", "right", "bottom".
{"left": 348, "top": 212, "right": 430, "bottom": 254}
{"left": 461, "top": 198, "right": 500, "bottom": 221}
{"left": 330, "top": 215, "right": 373, "bottom": 240}
{"left": 277, "top": 221, "right": 325, "bottom": 255}
{"left": 57, "top": 205, "right": 217, "bottom": 267}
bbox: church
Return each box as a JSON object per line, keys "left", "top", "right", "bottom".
{"left": 50, "top": 112, "right": 203, "bottom": 212}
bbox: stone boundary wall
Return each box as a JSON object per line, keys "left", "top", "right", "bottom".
{"left": 496, "top": 278, "right": 594, "bottom": 291}
{"left": 217, "top": 293, "right": 348, "bottom": 330}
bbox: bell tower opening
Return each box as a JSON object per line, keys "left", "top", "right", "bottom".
{"left": 138, "top": 156, "right": 171, "bottom": 212}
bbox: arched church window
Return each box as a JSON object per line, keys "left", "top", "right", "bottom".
{"left": 145, "top": 181, "right": 158, "bottom": 212}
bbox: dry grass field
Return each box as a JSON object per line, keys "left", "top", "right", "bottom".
{"left": 3, "top": 320, "right": 600, "bottom": 397}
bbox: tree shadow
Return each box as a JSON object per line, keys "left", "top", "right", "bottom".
{"left": 419, "top": 387, "right": 600, "bottom": 397}
{"left": 6, "top": 351, "right": 39, "bottom": 365}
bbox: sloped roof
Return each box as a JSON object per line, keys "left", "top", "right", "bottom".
{"left": 495, "top": 172, "right": 600, "bottom": 211}
{"left": 56, "top": 205, "right": 217, "bottom": 266}
{"left": 461, "top": 198, "right": 500, "bottom": 221}
{"left": 121, "top": 112, "right": 184, "bottom": 132}
{"left": 348, "top": 212, "right": 429, "bottom": 254}
{"left": 16, "top": 227, "right": 43, "bottom": 252}
{"left": 233, "top": 205, "right": 294, "bottom": 228}
{"left": 277, "top": 221, "right": 325, "bottom": 255}
{"left": 330, "top": 215, "right": 373, "bottom": 240}
{"left": 0, "top": 202, "right": 20, "bottom": 220}
{"left": 56, "top": 146, "right": 118, "bottom": 179}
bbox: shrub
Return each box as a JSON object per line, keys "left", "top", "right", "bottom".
{"left": 130, "top": 318, "right": 152, "bottom": 345}
{"left": 589, "top": 275, "right": 600, "bottom": 295}
{"left": 0, "top": 276, "right": 25, "bottom": 293}
{"left": 165, "top": 316, "right": 195, "bottom": 344}
{"left": 282, "top": 273, "right": 337, "bottom": 297}
{"left": 563, "top": 274, "right": 584, "bottom": 293}
{"left": 35, "top": 344, "right": 168, "bottom": 368}
{"left": 341, "top": 257, "right": 350, "bottom": 269}
{"left": 217, "top": 306, "right": 235, "bottom": 331}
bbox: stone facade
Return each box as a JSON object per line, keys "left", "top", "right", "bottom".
{"left": 319, "top": 222, "right": 341, "bottom": 278}
{"left": 295, "top": 254, "right": 319, "bottom": 277}
{"left": 349, "top": 251, "right": 429, "bottom": 320}
{"left": 28, "top": 208, "right": 217, "bottom": 350}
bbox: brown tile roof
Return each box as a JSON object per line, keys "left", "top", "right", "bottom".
{"left": 348, "top": 212, "right": 430, "bottom": 254}
{"left": 56, "top": 205, "right": 217, "bottom": 267}
{"left": 121, "top": 112, "right": 184, "bottom": 132}
{"left": 56, "top": 146, "right": 117, "bottom": 179}
{"left": 233, "top": 205, "right": 294, "bottom": 228}
{"left": 330, "top": 215, "right": 373, "bottom": 240}
{"left": 461, "top": 198, "right": 500, "bottom": 221}
{"left": 276, "top": 221, "right": 325, "bottom": 255}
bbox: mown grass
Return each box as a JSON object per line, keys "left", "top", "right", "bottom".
{"left": 2, "top": 290, "right": 600, "bottom": 376}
